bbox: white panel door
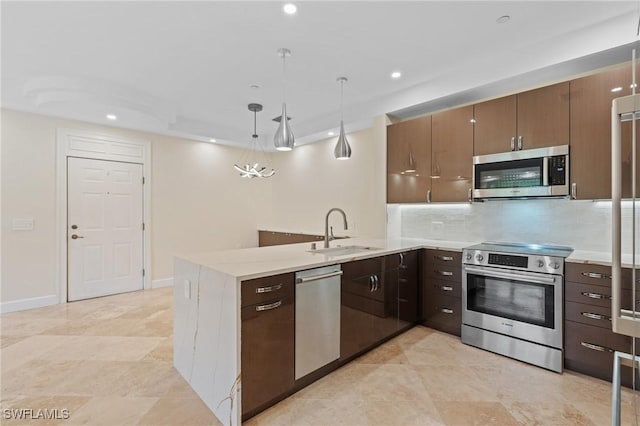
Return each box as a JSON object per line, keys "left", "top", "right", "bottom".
{"left": 67, "top": 157, "right": 143, "bottom": 301}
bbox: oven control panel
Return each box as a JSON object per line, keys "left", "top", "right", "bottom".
{"left": 463, "top": 249, "right": 564, "bottom": 275}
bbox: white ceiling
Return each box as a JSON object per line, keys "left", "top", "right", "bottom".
{"left": 2, "top": 1, "right": 639, "bottom": 149}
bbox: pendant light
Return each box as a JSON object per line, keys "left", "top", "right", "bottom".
{"left": 234, "top": 103, "right": 275, "bottom": 178}
{"left": 334, "top": 77, "right": 352, "bottom": 160}
{"left": 274, "top": 48, "right": 295, "bottom": 151}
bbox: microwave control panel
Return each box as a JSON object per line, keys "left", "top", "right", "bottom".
{"left": 548, "top": 155, "right": 567, "bottom": 186}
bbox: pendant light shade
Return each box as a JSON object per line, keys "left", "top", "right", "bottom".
{"left": 334, "top": 120, "right": 351, "bottom": 160}
{"left": 274, "top": 102, "right": 294, "bottom": 151}
{"left": 334, "top": 77, "right": 352, "bottom": 160}
{"left": 274, "top": 48, "right": 295, "bottom": 151}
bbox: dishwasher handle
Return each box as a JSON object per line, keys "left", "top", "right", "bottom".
{"left": 296, "top": 270, "right": 343, "bottom": 283}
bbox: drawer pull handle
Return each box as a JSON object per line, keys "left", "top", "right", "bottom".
{"left": 435, "top": 255, "right": 454, "bottom": 262}
{"left": 581, "top": 291, "right": 611, "bottom": 300}
{"left": 581, "top": 341, "right": 614, "bottom": 353}
{"left": 256, "top": 284, "right": 283, "bottom": 294}
{"left": 581, "top": 272, "right": 610, "bottom": 279}
{"left": 399, "top": 278, "right": 408, "bottom": 283}
{"left": 399, "top": 253, "right": 407, "bottom": 269}
{"left": 441, "top": 285, "right": 454, "bottom": 292}
{"left": 441, "top": 308, "right": 454, "bottom": 314}
{"left": 435, "top": 270, "right": 454, "bottom": 276}
{"left": 256, "top": 300, "right": 282, "bottom": 311}
{"left": 581, "top": 312, "right": 611, "bottom": 321}
{"left": 397, "top": 297, "right": 409, "bottom": 303}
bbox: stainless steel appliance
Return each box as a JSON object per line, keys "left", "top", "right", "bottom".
{"left": 294, "top": 264, "right": 342, "bottom": 380}
{"left": 462, "top": 242, "right": 573, "bottom": 372}
{"left": 472, "top": 145, "right": 569, "bottom": 199}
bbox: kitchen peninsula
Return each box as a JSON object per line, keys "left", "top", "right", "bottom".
{"left": 173, "top": 237, "right": 468, "bottom": 425}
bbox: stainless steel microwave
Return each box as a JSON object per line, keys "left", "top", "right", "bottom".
{"left": 472, "top": 145, "right": 569, "bottom": 199}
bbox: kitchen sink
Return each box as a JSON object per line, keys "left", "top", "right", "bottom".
{"left": 308, "top": 245, "right": 382, "bottom": 256}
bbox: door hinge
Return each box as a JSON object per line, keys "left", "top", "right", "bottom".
{"left": 142, "top": 223, "right": 145, "bottom": 231}
{"left": 142, "top": 176, "right": 145, "bottom": 184}
{"left": 143, "top": 268, "right": 145, "bottom": 277}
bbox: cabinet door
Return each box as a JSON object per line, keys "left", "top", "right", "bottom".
{"left": 571, "top": 63, "right": 638, "bottom": 199}
{"left": 431, "top": 106, "right": 474, "bottom": 202}
{"left": 473, "top": 95, "right": 517, "bottom": 155}
{"left": 516, "top": 82, "right": 570, "bottom": 150}
{"left": 241, "top": 297, "right": 294, "bottom": 417}
{"left": 387, "top": 116, "right": 432, "bottom": 203}
{"left": 397, "top": 250, "right": 419, "bottom": 324}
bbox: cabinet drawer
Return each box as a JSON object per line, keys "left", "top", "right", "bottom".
{"left": 426, "top": 264, "right": 461, "bottom": 283}
{"left": 241, "top": 296, "right": 294, "bottom": 416}
{"left": 564, "top": 320, "right": 633, "bottom": 386}
{"left": 566, "top": 264, "right": 633, "bottom": 289}
{"left": 565, "top": 301, "right": 612, "bottom": 329}
{"left": 241, "top": 273, "right": 294, "bottom": 308}
{"left": 423, "top": 293, "right": 461, "bottom": 336}
{"left": 426, "top": 249, "right": 461, "bottom": 266}
{"left": 565, "top": 281, "right": 633, "bottom": 309}
{"left": 425, "top": 278, "right": 462, "bottom": 298}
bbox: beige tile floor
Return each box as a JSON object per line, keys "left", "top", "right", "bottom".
{"left": 1, "top": 287, "right": 638, "bottom": 426}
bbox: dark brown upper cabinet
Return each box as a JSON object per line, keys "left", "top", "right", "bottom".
{"left": 431, "top": 105, "right": 474, "bottom": 202}
{"left": 386, "top": 116, "right": 432, "bottom": 203}
{"left": 570, "top": 62, "right": 638, "bottom": 199}
{"left": 473, "top": 82, "right": 570, "bottom": 156}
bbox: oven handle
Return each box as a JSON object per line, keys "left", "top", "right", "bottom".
{"left": 464, "top": 266, "right": 558, "bottom": 285}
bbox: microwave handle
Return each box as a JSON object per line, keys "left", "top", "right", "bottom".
{"left": 510, "top": 137, "right": 515, "bottom": 151}
{"left": 543, "top": 157, "right": 549, "bottom": 186}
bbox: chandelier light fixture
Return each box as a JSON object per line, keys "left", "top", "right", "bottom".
{"left": 234, "top": 103, "right": 275, "bottom": 178}
{"left": 274, "top": 48, "right": 295, "bottom": 151}
{"left": 334, "top": 77, "right": 352, "bottom": 160}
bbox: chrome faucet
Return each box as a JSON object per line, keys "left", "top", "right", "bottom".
{"left": 324, "top": 208, "right": 348, "bottom": 248}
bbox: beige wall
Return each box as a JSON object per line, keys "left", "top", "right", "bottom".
{"left": 264, "top": 116, "right": 387, "bottom": 239}
{"left": 1, "top": 109, "right": 386, "bottom": 308}
{"left": 1, "top": 109, "right": 273, "bottom": 305}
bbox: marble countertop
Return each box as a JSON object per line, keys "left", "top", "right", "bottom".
{"left": 176, "top": 237, "right": 640, "bottom": 281}
{"left": 566, "top": 250, "right": 640, "bottom": 269}
{"left": 176, "top": 237, "right": 473, "bottom": 281}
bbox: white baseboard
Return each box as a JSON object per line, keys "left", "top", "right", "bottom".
{"left": 0, "top": 294, "right": 58, "bottom": 314}
{"left": 152, "top": 277, "right": 174, "bottom": 288}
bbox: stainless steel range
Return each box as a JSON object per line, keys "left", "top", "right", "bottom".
{"left": 461, "top": 242, "right": 573, "bottom": 373}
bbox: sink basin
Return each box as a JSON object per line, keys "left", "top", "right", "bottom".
{"left": 308, "top": 245, "right": 382, "bottom": 256}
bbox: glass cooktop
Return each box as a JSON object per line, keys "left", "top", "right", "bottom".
{"left": 465, "top": 242, "right": 574, "bottom": 258}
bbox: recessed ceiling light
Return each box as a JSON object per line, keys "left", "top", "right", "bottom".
{"left": 209, "top": 138, "right": 216, "bottom": 143}
{"left": 496, "top": 15, "right": 510, "bottom": 24}
{"left": 328, "top": 131, "right": 335, "bottom": 136}
{"left": 611, "top": 87, "right": 623, "bottom": 92}
{"left": 391, "top": 71, "right": 402, "bottom": 79}
{"left": 106, "top": 114, "right": 117, "bottom": 120}
{"left": 283, "top": 3, "right": 297, "bottom": 15}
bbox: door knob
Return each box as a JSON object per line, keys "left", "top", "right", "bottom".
{"left": 71, "top": 234, "right": 84, "bottom": 239}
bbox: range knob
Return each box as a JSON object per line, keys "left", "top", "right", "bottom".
{"left": 537, "top": 259, "right": 545, "bottom": 268}
{"left": 476, "top": 254, "right": 484, "bottom": 262}
{"left": 551, "top": 262, "right": 560, "bottom": 270}
{"left": 466, "top": 253, "right": 472, "bottom": 261}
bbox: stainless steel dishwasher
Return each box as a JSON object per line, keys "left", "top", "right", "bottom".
{"left": 294, "top": 264, "right": 342, "bottom": 380}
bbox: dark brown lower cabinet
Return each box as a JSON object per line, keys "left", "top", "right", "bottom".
{"left": 563, "top": 263, "right": 638, "bottom": 388}
{"left": 340, "top": 250, "right": 419, "bottom": 361}
{"left": 241, "top": 295, "right": 294, "bottom": 419}
{"left": 422, "top": 249, "right": 462, "bottom": 336}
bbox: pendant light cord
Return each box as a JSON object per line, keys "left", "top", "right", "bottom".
{"left": 340, "top": 79, "right": 344, "bottom": 121}
{"left": 282, "top": 51, "right": 286, "bottom": 103}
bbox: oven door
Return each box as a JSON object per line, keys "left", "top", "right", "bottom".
{"left": 462, "top": 265, "right": 563, "bottom": 349}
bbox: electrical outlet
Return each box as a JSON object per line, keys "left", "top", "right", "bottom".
{"left": 183, "top": 279, "right": 191, "bottom": 299}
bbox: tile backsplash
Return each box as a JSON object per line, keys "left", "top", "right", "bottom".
{"left": 388, "top": 199, "right": 639, "bottom": 253}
